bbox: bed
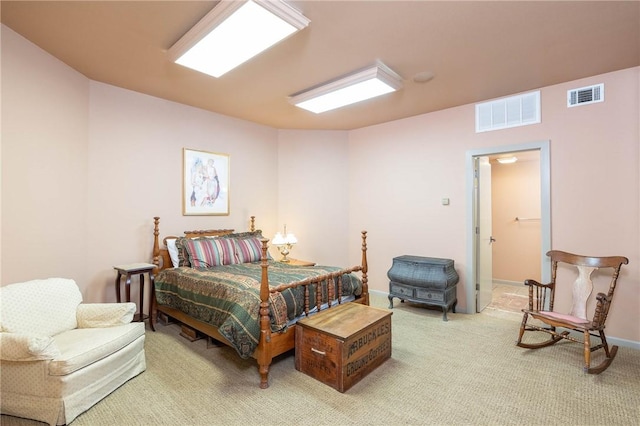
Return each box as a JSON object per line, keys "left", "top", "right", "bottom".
{"left": 150, "top": 216, "right": 369, "bottom": 388}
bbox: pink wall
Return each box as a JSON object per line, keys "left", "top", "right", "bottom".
{"left": 2, "top": 24, "right": 638, "bottom": 344}
{"left": 348, "top": 68, "right": 639, "bottom": 343}
{"left": 2, "top": 26, "right": 280, "bottom": 306}
{"left": 276, "top": 130, "right": 351, "bottom": 266}
{"left": 1, "top": 25, "right": 90, "bottom": 285}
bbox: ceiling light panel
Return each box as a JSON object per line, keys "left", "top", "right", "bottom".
{"left": 169, "top": 0, "right": 309, "bottom": 78}
{"left": 290, "top": 63, "right": 403, "bottom": 114}
{"left": 496, "top": 156, "right": 518, "bottom": 164}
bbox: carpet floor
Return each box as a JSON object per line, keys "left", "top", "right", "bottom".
{"left": 2, "top": 292, "right": 639, "bottom": 425}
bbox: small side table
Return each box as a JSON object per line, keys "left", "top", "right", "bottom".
{"left": 284, "top": 259, "right": 316, "bottom": 266}
{"left": 113, "top": 263, "right": 156, "bottom": 327}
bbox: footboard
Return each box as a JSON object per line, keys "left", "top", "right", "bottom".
{"left": 254, "top": 234, "right": 368, "bottom": 388}
{"left": 151, "top": 216, "right": 369, "bottom": 389}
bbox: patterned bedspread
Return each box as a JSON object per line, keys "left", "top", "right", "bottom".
{"left": 154, "top": 261, "right": 362, "bottom": 358}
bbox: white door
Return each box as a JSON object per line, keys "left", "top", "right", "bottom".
{"left": 475, "top": 156, "right": 493, "bottom": 312}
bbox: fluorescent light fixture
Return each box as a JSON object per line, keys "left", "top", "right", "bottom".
{"left": 169, "top": 0, "right": 309, "bottom": 78}
{"left": 496, "top": 156, "right": 518, "bottom": 164}
{"left": 289, "top": 63, "right": 403, "bottom": 113}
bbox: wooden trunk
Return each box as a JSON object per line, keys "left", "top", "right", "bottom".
{"left": 295, "top": 303, "right": 392, "bottom": 392}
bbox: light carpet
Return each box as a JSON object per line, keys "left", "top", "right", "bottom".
{"left": 2, "top": 293, "right": 639, "bottom": 425}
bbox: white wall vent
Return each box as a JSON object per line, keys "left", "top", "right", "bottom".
{"left": 567, "top": 83, "right": 604, "bottom": 107}
{"left": 475, "top": 91, "right": 540, "bottom": 133}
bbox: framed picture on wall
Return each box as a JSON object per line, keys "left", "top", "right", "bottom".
{"left": 183, "top": 148, "right": 230, "bottom": 216}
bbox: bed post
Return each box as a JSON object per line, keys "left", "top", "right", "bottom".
{"left": 152, "top": 217, "right": 161, "bottom": 272}
{"left": 257, "top": 237, "right": 272, "bottom": 389}
{"left": 361, "top": 231, "right": 369, "bottom": 305}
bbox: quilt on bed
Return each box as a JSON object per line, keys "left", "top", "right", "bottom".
{"left": 154, "top": 261, "right": 362, "bottom": 358}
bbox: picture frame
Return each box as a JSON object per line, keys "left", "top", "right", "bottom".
{"left": 183, "top": 148, "right": 230, "bottom": 216}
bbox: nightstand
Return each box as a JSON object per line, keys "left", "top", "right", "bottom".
{"left": 284, "top": 258, "right": 316, "bottom": 266}
{"left": 113, "top": 263, "right": 156, "bottom": 326}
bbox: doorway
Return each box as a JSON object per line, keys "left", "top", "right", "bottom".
{"left": 465, "top": 141, "right": 551, "bottom": 314}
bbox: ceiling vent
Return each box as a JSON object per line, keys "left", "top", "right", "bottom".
{"left": 475, "top": 91, "right": 540, "bottom": 133}
{"left": 567, "top": 83, "right": 604, "bottom": 107}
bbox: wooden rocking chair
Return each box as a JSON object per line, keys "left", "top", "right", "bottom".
{"left": 516, "top": 250, "right": 628, "bottom": 374}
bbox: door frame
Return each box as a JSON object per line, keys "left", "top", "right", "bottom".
{"left": 475, "top": 156, "right": 494, "bottom": 312}
{"left": 465, "top": 140, "right": 551, "bottom": 314}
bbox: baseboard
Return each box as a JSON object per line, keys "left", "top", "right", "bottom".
{"left": 492, "top": 279, "right": 523, "bottom": 287}
{"left": 609, "top": 336, "right": 640, "bottom": 350}
{"left": 369, "top": 289, "right": 387, "bottom": 297}
{"left": 370, "top": 289, "right": 391, "bottom": 304}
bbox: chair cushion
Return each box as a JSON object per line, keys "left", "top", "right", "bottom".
{"left": 540, "top": 311, "right": 590, "bottom": 324}
{"left": 76, "top": 303, "right": 136, "bottom": 328}
{"left": 49, "top": 322, "right": 144, "bottom": 376}
{"left": 0, "top": 278, "right": 82, "bottom": 336}
{"left": 0, "top": 333, "right": 61, "bottom": 361}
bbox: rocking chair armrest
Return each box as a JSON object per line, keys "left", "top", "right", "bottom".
{"left": 524, "top": 279, "right": 552, "bottom": 288}
{"left": 592, "top": 292, "right": 611, "bottom": 328}
{"left": 523, "top": 279, "right": 554, "bottom": 311}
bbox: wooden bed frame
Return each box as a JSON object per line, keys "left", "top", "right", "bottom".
{"left": 151, "top": 216, "right": 369, "bottom": 388}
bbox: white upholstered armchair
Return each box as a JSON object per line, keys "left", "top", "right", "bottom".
{"left": 0, "top": 278, "right": 146, "bottom": 425}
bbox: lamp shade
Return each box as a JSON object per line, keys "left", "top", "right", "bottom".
{"left": 272, "top": 232, "right": 286, "bottom": 245}
{"left": 285, "top": 233, "right": 297, "bottom": 245}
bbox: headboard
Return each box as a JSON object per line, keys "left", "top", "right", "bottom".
{"left": 152, "top": 216, "right": 256, "bottom": 271}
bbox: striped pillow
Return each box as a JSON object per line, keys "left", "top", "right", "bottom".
{"left": 184, "top": 238, "right": 238, "bottom": 268}
{"left": 234, "top": 237, "right": 264, "bottom": 263}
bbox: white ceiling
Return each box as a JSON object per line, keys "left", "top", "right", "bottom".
{"left": 2, "top": 1, "right": 638, "bottom": 130}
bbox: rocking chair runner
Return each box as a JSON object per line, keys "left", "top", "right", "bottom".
{"left": 516, "top": 250, "right": 629, "bottom": 374}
